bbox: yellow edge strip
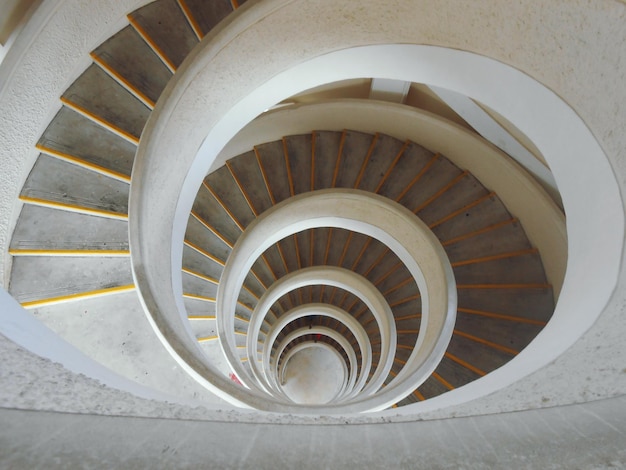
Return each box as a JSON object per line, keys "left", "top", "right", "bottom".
{"left": 60, "top": 96, "right": 140, "bottom": 145}
{"left": 128, "top": 15, "right": 176, "bottom": 73}
{"left": 389, "top": 294, "right": 421, "bottom": 308}
{"left": 188, "top": 315, "right": 216, "bottom": 320}
{"left": 413, "top": 171, "right": 468, "bottom": 214}
{"left": 444, "top": 352, "right": 486, "bottom": 377}
{"left": 177, "top": 0, "right": 203, "bottom": 40}
{"left": 19, "top": 195, "right": 128, "bottom": 220}
{"left": 90, "top": 53, "right": 155, "bottom": 109}
{"left": 182, "top": 293, "right": 216, "bottom": 302}
{"left": 21, "top": 284, "right": 135, "bottom": 308}
{"left": 203, "top": 181, "right": 245, "bottom": 232}
{"left": 454, "top": 329, "right": 519, "bottom": 356}
{"left": 429, "top": 192, "right": 494, "bottom": 230}
{"left": 395, "top": 314, "right": 422, "bottom": 322}
{"left": 237, "top": 301, "right": 253, "bottom": 312}
{"left": 10, "top": 249, "right": 129, "bottom": 257}
{"left": 36, "top": 144, "right": 131, "bottom": 183}
{"left": 226, "top": 161, "right": 259, "bottom": 217}
{"left": 442, "top": 218, "right": 517, "bottom": 247}
{"left": 181, "top": 267, "right": 218, "bottom": 284}
{"left": 451, "top": 248, "right": 538, "bottom": 267}
{"left": 197, "top": 335, "right": 218, "bottom": 342}
{"left": 190, "top": 211, "right": 235, "bottom": 248}
{"left": 432, "top": 372, "right": 455, "bottom": 391}
{"left": 242, "top": 284, "right": 260, "bottom": 300}
{"left": 457, "top": 307, "right": 547, "bottom": 326}
{"left": 183, "top": 240, "right": 226, "bottom": 266}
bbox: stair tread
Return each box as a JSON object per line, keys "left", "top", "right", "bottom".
{"left": 10, "top": 256, "right": 133, "bottom": 304}
{"left": 179, "top": 0, "right": 234, "bottom": 38}
{"left": 21, "top": 154, "right": 129, "bottom": 215}
{"left": 129, "top": 0, "right": 199, "bottom": 69}
{"left": 62, "top": 64, "right": 150, "bottom": 140}
{"left": 92, "top": 25, "right": 172, "bottom": 105}
{"left": 10, "top": 205, "right": 128, "bottom": 251}
{"left": 39, "top": 107, "right": 136, "bottom": 177}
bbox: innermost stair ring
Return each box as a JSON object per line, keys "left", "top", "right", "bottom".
{"left": 216, "top": 189, "right": 456, "bottom": 410}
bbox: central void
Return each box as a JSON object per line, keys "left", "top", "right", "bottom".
{"left": 281, "top": 346, "right": 345, "bottom": 405}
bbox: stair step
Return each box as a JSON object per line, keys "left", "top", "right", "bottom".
{"left": 452, "top": 250, "right": 546, "bottom": 285}
{"left": 430, "top": 193, "right": 511, "bottom": 240}
{"left": 10, "top": 205, "right": 128, "bottom": 252}
{"left": 129, "top": 0, "right": 199, "bottom": 71}
{"left": 184, "top": 296, "right": 216, "bottom": 316}
{"left": 356, "top": 133, "right": 407, "bottom": 193}
{"left": 455, "top": 312, "right": 543, "bottom": 353}
{"left": 182, "top": 243, "right": 224, "bottom": 282}
{"left": 91, "top": 25, "right": 172, "bottom": 107}
{"left": 188, "top": 316, "right": 217, "bottom": 339}
{"left": 182, "top": 271, "right": 218, "bottom": 299}
{"left": 227, "top": 150, "right": 274, "bottom": 215}
{"left": 442, "top": 218, "right": 531, "bottom": 262}
{"left": 254, "top": 140, "right": 292, "bottom": 204}
{"left": 284, "top": 134, "right": 313, "bottom": 195}
{"left": 312, "top": 131, "right": 343, "bottom": 191}
{"left": 376, "top": 141, "right": 435, "bottom": 199}
{"left": 185, "top": 214, "right": 232, "bottom": 263}
{"left": 62, "top": 64, "right": 150, "bottom": 141}
{"left": 205, "top": 165, "right": 256, "bottom": 229}
{"left": 416, "top": 173, "right": 488, "bottom": 225}
{"left": 458, "top": 287, "right": 553, "bottom": 322}
{"left": 192, "top": 184, "right": 241, "bottom": 246}
{"left": 20, "top": 154, "right": 129, "bottom": 215}
{"left": 177, "top": 0, "right": 234, "bottom": 39}
{"left": 38, "top": 107, "right": 136, "bottom": 178}
{"left": 396, "top": 154, "right": 462, "bottom": 211}
{"left": 10, "top": 256, "right": 133, "bottom": 306}
{"left": 19, "top": 195, "right": 127, "bottom": 220}
{"left": 334, "top": 130, "right": 376, "bottom": 189}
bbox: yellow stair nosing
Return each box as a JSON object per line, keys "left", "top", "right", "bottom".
{"left": 21, "top": 284, "right": 135, "bottom": 308}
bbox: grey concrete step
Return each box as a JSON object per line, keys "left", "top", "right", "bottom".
{"left": 20, "top": 154, "right": 129, "bottom": 215}
{"left": 10, "top": 205, "right": 128, "bottom": 252}
{"left": 9, "top": 256, "right": 133, "bottom": 306}
{"left": 62, "top": 64, "right": 150, "bottom": 141}
{"left": 92, "top": 26, "right": 172, "bottom": 106}
{"left": 128, "top": 0, "right": 199, "bottom": 70}
{"left": 178, "top": 0, "right": 235, "bottom": 38}
{"left": 38, "top": 107, "right": 136, "bottom": 178}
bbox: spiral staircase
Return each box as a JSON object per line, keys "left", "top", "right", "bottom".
{"left": 1, "top": 0, "right": 625, "bottom": 467}
{"left": 5, "top": 0, "right": 556, "bottom": 412}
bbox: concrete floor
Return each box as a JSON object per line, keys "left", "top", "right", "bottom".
{"left": 281, "top": 346, "right": 345, "bottom": 404}
{"left": 1, "top": 395, "right": 625, "bottom": 469}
